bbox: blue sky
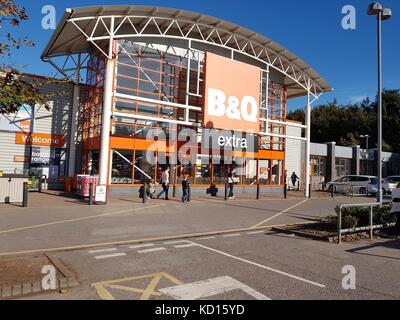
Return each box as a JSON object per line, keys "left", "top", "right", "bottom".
{"left": 3, "top": 0, "right": 400, "bottom": 111}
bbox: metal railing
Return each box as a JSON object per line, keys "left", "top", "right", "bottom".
{"left": 330, "top": 183, "right": 369, "bottom": 197}
{"left": 337, "top": 202, "right": 395, "bottom": 244}
{"left": 347, "top": 185, "right": 369, "bottom": 197}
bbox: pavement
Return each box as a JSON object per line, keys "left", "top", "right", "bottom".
{"left": 0, "top": 191, "right": 374, "bottom": 255}
{"left": 0, "top": 190, "right": 398, "bottom": 300}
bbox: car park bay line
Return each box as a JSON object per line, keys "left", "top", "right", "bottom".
{"left": 95, "top": 253, "right": 127, "bottom": 260}
{"left": 188, "top": 240, "right": 326, "bottom": 288}
{"left": 251, "top": 199, "right": 309, "bottom": 228}
{"left": 0, "top": 204, "right": 166, "bottom": 235}
{"left": 0, "top": 221, "right": 318, "bottom": 258}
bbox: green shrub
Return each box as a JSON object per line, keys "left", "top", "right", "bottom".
{"left": 342, "top": 215, "right": 359, "bottom": 229}
{"left": 327, "top": 205, "right": 395, "bottom": 229}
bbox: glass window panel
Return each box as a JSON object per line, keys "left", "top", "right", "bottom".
{"left": 258, "top": 160, "right": 270, "bottom": 185}
{"left": 111, "top": 150, "right": 133, "bottom": 185}
{"left": 117, "top": 63, "right": 138, "bottom": 78}
{"left": 140, "top": 59, "right": 160, "bottom": 72}
{"left": 137, "top": 103, "right": 158, "bottom": 116}
{"left": 115, "top": 100, "right": 136, "bottom": 113}
{"left": 139, "top": 69, "right": 160, "bottom": 83}
{"left": 116, "top": 76, "right": 138, "bottom": 91}
{"left": 134, "top": 150, "right": 155, "bottom": 184}
{"left": 195, "top": 155, "right": 211, "bottom": 185}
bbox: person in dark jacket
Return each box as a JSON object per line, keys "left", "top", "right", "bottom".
{"left": 181, "top": 175, "right": 190, "bottom": 203}
{"left": 291, "top": 172, "right": 299, "bottom": 188}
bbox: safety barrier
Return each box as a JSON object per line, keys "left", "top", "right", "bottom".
{"left": 337, "top": 202, "right": 395, "bottom": 244}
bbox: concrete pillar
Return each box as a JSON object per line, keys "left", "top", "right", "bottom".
{"left": 98, "top": 59, "right": 115, "bottom": 186}
{"left": 352, "top": 145, "right": 360, "bottom": 175}
{"left": 326, "top": 142, "right": 336, "bottom": 182}
{"left": 67, "top": 85, "right": 80, "bottom": 177}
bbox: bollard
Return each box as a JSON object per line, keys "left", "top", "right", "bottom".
{"left": 225, "top": 183, "right": 228, "bottom": 201}
{"left": 331, "top": 185, "right": 335, "bottom": 198}
{"left": 297, "top": 181, "right": 300, "bottom": 191}
{"left": 38, "top": 176, "right": 42, "bottom": 193}
{"left": 22, "top": 182, "right": 29, "bottom": 208}
{"left": 142, "top": 183, "right": 147, "bottom": 204}
{"left": 188, "top": 184, "right": 191, "bottom": 203}
{"left": 369, "top": 205, "right": 373, "bottom": 240}
{"left": 308, "top": 184, "right": 312, "bottom": 198}
{"left": 284, "top": 183, "right": 287, "bottom": 199}
{"left": 256, "top": 184, "right": 260, "bottom": 200}
{"left": 173, "top": 184, "right": 176, "bottom": 198}
{"left": 88, "top": 183, "right": 94, "bottom": 205}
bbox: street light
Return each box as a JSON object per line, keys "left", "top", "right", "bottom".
{"left": 367, "top": 2, "right": 392, "bottom": 203}
{"left": 360, "top": 135, "right": 370, "bottom": 174}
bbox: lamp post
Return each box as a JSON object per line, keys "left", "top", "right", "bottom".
{"left": 367, "top": 2, "right": 392, "bottom": 203}
{"left": 360, "top": 134, "right": 370, "bottom": 174}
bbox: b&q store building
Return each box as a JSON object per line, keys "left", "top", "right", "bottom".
{"left": 0, "top": 6, "right": 335, "bottom": 197}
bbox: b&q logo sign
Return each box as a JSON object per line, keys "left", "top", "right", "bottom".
{"left": 203, "top": 53, "right": 261, "bottom": 133}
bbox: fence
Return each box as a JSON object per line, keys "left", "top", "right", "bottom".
{"left": 330, "top": 183, "right": 369, "bottom": 197}
{"left": 337, "top": 202, "right": 395, "bottom": 244}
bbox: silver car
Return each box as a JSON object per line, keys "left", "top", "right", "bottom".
{"left": 383, "top": 176, "right": 400, "bottom": 194}
{"left": 326, "top": 175, "right": 378, "bottom": 195}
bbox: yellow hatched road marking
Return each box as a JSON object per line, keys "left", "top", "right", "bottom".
{"left": 91, "top": 272, "right": 183, "bottom": 301}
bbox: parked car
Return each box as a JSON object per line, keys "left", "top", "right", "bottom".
{"left": 326, "top": 175, "right": 378, "bottom": 196}
{"left": 382, "top": 176, "right": 400, "bottom": 194}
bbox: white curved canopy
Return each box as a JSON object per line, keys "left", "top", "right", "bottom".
{"left": 42, "top": 5, "right": 332, "bottom": 99}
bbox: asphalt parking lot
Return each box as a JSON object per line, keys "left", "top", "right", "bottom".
{"left": 0, "top": 193, "right": 375, "bottom": 255}
{"left": 21, "top": 228, "right": 400, "bottom": 300}
{"left": 0, "top": 192, "right": 398, "bottom": 300}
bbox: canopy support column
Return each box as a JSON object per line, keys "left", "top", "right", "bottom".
{"left": 99, "top": 58, "right": 115, "bottom": 186}
{"left": 305, "top": 81, "right": 311, "bottom": 198}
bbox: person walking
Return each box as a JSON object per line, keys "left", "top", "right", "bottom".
{"left": 228, "top": 173, "right": 235, "bottom": 200}
{"left": 291, "top": 172, "right": 299, "bottom": 188}
{"left": 157, "top": 167, "right": 170, "bottom": 200}
{"left": 181, "top": 175, "right": 190, "bottom": 203}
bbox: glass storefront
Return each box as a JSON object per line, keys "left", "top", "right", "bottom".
{"left": 83, "top": 41, "right": 287, "bottom": 187}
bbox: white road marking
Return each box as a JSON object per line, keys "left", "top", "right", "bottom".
{"left": 128, "top": 244, "right": 155, "bottom": 249}
{"left": 94, "top": 253, "right": 127, "bottom": 260}
{"left": 164, "top": 240, "right": 189, "bottom": 245}
{"left": 197, "top": 236, "right": 216, "bottom": 240}
{"left": 160, "top": 276, "right": 270, "bottom": 300}
{"left": 88, "top": 248, "right": 117, "bottom": 254}
{"left": 189, "top": 241, "right": 326, "bottom": 288}
{"left": 246, "top": 231, "right": 265, "bottom": 235}
{"left": 174, "top": 244, "right": 199, "bottom": 249}
{"left": 138, "top": 247, "right": 166, "bottom": 254}
{"left": 222, "top": 234, "right": 241, "bottom": 238}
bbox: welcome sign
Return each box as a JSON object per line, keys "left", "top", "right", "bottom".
{"left": 16, "top": 133, "right": 65, "bottom": 147}
{"left": 203, "top": 53, "right": 261, "bottom": 133}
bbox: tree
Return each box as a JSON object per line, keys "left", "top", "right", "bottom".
{"left": 287, "top": 90, "right": 400, "bottom": 152}
{"left": 0, "top": 0, "right": 53, "bottom": 115}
